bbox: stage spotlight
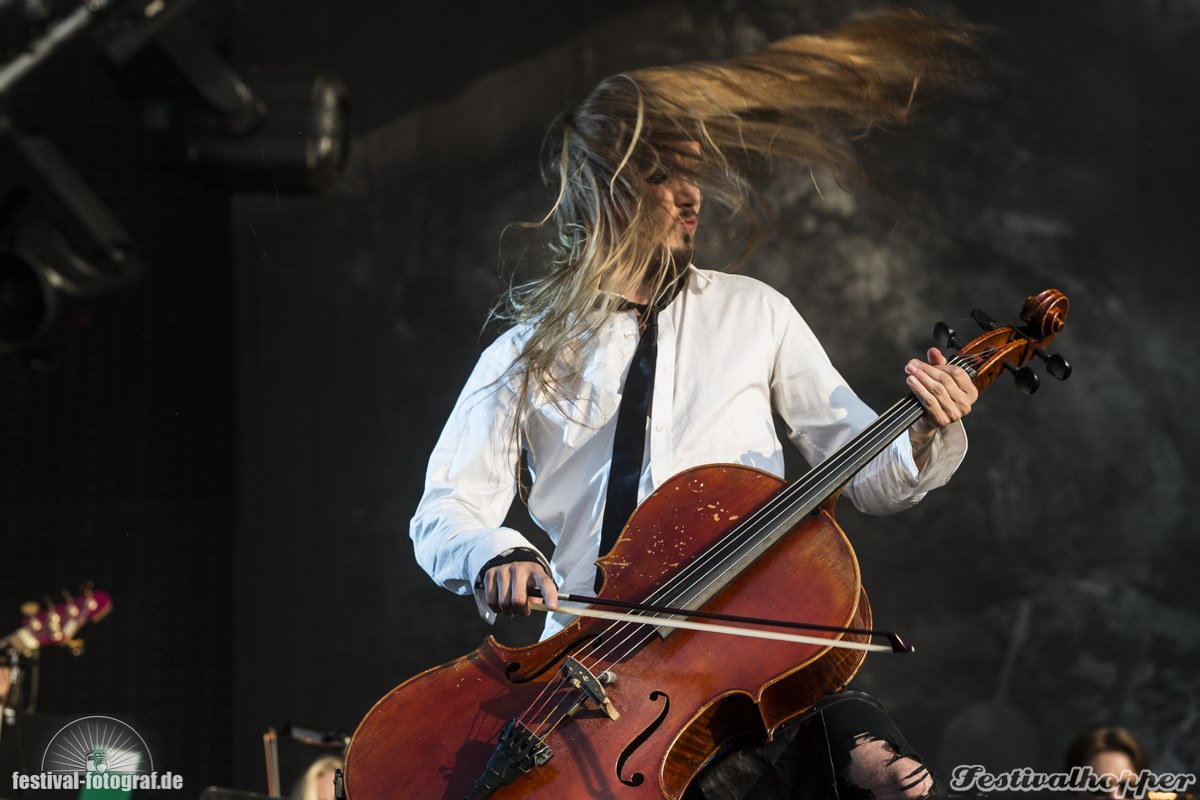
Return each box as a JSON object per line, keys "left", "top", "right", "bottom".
{"left": 0, "top": 119, "right": 143, "bottom": 359}
{"left": 143, "top": 67, "right": 350, "bottom": 193}
{"left": 100, "top": 1, "right": 350, "bottom": 193}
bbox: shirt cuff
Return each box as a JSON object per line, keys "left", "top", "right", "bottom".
{"left": 911, "top": 419, "right": 968, "bottom": 494}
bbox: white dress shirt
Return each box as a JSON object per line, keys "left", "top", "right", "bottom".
{"left": 411, "top": 266, "right": 967, "bottom": 636}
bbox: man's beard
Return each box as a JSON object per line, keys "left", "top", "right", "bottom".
{"left": 649, "top": 243, "right": 691, "bottom": 302}
{"left": 670, "top": 239, "right": 694, "bottom": 273}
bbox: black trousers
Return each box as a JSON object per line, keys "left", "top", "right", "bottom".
{"left": 684, "top": 691, "right": 934, "bottom": 800}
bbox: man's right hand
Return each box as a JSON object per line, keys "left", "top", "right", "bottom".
{"left": 481, "top": 560, "right": 559, "bottom": 617}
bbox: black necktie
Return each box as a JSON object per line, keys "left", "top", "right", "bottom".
{"left": 597, "top": 301, "right": 658, "bottom": 590}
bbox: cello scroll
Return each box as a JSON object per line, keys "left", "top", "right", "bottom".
{"left": 936, "top": 288, "right": 1072, "bottom": 395}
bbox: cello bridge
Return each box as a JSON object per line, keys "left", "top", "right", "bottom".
{"left": 562, "top": 657, "right": 620, "bottom": 721}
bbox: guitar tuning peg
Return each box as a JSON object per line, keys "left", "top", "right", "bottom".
{"left": 1002, "top": 361, "right": 1040, "bottom": 395}
{"left": 62, "top": 591, "right": 81, "bottom": 617}
{"left": 1033, "top": 347, "right": 1072, "bottom": 380}
{"left": 933, "top": 322, "right": 961, "bottom": 350}
{"left": 20, "top": 601, "right": 38, "bottom": 618}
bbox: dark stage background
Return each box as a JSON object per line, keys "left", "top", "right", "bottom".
{"left": 2, "top": 0, "right": 1198, "bottom": 796}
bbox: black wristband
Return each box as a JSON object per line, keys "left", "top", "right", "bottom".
{"left": 474, "top": 547, "right": 550, "bottom": 590}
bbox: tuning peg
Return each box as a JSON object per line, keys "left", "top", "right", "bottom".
{"left": 933, "top": 322, "right": 962, "bottom": 350}
{"left": 20, "top": 601, "right": 38, "bottom": 618}
{"left": 1002, "top": 361, "right": 1040, "bottom": 395}
{"left": 970, "top": 308, "right": 998, "bottom": 331}
{"left": 974, "top": 305, "right": 1070, "bottom": 381}
{"left": 1033, "top": 347, "right": 1071, "bottom": 380}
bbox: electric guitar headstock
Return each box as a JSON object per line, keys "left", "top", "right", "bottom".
{"left": 1, "top": 587, "right": 112, "bottom": 657}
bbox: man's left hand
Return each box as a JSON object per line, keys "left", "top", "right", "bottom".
{"left": 906, "top": 346, "right": 978, "bottom": 435}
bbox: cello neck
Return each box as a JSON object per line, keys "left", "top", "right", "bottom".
{"left": 655, "top": 357, "right": 974, "bottom": 618}
{"left": 783, "top": 353, "right": 977, "bottom": 521}
{"left": 810, "top": 395, "right": 928, "bottom": 509}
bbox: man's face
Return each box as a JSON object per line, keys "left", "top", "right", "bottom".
{"left": 646, "top": 141, "right": 702, "bottom": 261}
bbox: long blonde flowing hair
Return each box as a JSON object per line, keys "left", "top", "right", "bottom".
{"left": 494, "top": 8, "right": 984, "bottom": 441}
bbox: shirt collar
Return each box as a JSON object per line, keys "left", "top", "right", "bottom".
{"left": 685, "top": 263, "right": 711, "bottom": 291}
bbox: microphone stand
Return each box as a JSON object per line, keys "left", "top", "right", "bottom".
{"left": 0, "top": 646, "right": 19, "bottom": 751}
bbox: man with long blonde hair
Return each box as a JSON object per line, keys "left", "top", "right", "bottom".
{"left": 411, "top": 9, "right": 983, "bottom": 798}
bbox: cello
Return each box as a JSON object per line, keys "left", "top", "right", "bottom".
{"left": 344, "top": 289, "right": 1071, "bottom": 799}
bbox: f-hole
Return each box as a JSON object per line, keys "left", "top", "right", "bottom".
{"left": 616, "top": 690, "right": 670, "bottom": 787}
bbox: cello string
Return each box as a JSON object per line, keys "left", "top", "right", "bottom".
{"left": 523, "top": 676, "right": 589, "bottom": 735}
{"left": 528, "top": 352, "right": 989, "bottom": 738}
{"left": 570, "top": 384, "right": 928, "bottom": 673}
{"left": 517, "top": 621, "right": 625, "bottom": 729}
{"left": 523, "top": 350, "right": 988, "bottom": 739}
{"left": 520, "top": 674, "right": 579, "bottom": 729}
{"left": 570, "top": 381, "right": 931, "bottom": 679}
{"left": 643, "top": 353, "right": 985, "bottom": 625}
{"left": 658, "top": 353, "right": 989, "bottom": 628}
{"left": 650, "top": 351, "right": 984, "bottom": 613}
{"left": 528, "top": 381, "right": 938, "bottom": 734}
{"left": 584, "top": 351, "right": 984, "bottom": 672}
{"left": 588, "top": 391, "right": 926, "bottom": 670}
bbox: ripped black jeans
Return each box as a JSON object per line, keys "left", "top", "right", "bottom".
{"left": 684, "top": 691, "right": 937, "bottom": 800}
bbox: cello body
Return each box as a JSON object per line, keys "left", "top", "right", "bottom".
{"left": 346, "top": 464, "right": 870, "bottom": 799}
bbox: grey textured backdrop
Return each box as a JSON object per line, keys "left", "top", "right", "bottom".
{"left": 226, "top": 0, "right": 1199, "bottom": 791}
